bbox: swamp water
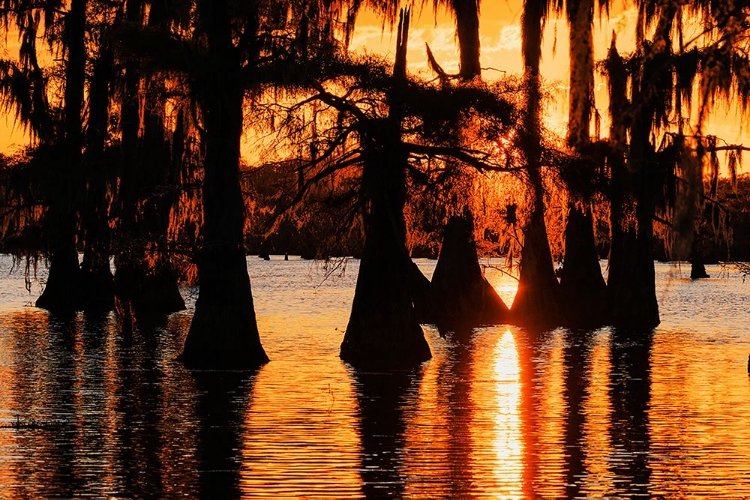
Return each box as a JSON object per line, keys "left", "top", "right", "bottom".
{"left": 1, "top": 255, "right": 750, "bottom": 498}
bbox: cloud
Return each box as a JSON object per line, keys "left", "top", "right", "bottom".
{"left": 494, "top": 25, "right": 522, "bottom": 52}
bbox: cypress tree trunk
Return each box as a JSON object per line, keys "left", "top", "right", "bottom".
{"left": 566, "top": 0, "right": 594, "bottom": 151}
{"left": 80, "top": 31, "right": 115, "bottom": 312}
{"left": 558, "top": 195, "right": 607, "bottom": 328}
{"left": 512, "top": 0, "right": 562, "bottom": 327}
{"left": 559, "top": 204, "right": 607, "bottom": 327}
{"left": 114, "top": 0, "right": 184, "bottom": 323}
{"left": 340, "top": 10, "right": 430, "bottom": 367}
{"left": 36, "top": 227, "right": 82, "bottom": 312}
{"left": 604, "top": 36, "right": 659, "bottom": 329}
{"left": 431, "top": 213, "right": 509, "bottom": 333}
{"left": 180, "top": 0, "right": 268, "bottom": 368}
{"left": 689, "top": 238, "right": 710, "bottom": 280}
{"left": 560, "top": 0, "right": 608, "bottom": 327}
{"left": 340, "top": 129, "right": 431, "bottom": 366}
{"left": 511, "top": 203, "right": 562, "bottom": 327}
{"left": 609, "top": 57, "right": 663, "bottom": 327}
{"left": 114, "top": 110, "right": 186, "bottom": 320}
{"left": 36, "top": 0, "right": 87, "bottom": 312}
{"left": 134, "top": 105, "right": 185, "bottom": 314}
{"left": 608, "top": 154, "right": 660, "bottom": 326}
{"left": 608, "top": 131, "right": 660, "bottom": 327}
{"left": 453, "top": 0, "right": 481, "bottom": 80}
{"left": 113, "top": 0, "right": 144, "bottom": 328}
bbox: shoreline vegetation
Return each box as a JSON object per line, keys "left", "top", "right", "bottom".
{"left": 0, "top": 1, "right": 749, "bottom": 367}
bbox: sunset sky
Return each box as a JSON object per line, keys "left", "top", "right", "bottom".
{"left": 350, "top": 0, "right": 749, "bottom": 154}
{"left": 0, "top": 1, "right": 746, "bottom": 160}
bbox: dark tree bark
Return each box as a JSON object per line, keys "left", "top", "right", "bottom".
{"left": 609, "top": 88, "right": 661, "bottom": 327}
{"left": 511, "top": 204, "right": 562, "bottom": 327}
{"left": 690, "top": 261, "right": 709, "bottom": 279}
{"left": 36, "top": 0, "right": 87, "bottom": 312}
{"left": 431, "top": 213, "right": 509, "bottom": 333}
{"left": 559, "top": 204, "right": 607, "bottom": 327}
{"left": 608, "top": 201, "right": 659, "bottom": 327}
{"left": 180, "top": 0, "right": 268, "bottom": 369}
{"left": 80, "top": 28, "right": 115, "bottom": 312}
{"left": 114, "top": 0, "right": 146, "bottom": 329}
{"left": 689, "top": 181, "right": 711, "bottom": 280}
{"left": 452, "top": 0, "right": 481, "bottom": 80}
{"left": 610, "top": 206, "right": 659, "bottom": 327}
{"left": 607, "top": 166, "right": 660, "bottom": 327}
{"left": 409, "top": 258, "right": 438, "bottom": 324}
{"left": 690, "top": 244, "right": 710, "bottom": 280}
{"left": 512, "top": 0, "right": 563, "bottom": 327}
{"left": 340, "top": 126, "right": 431, "bottom": 366}
{"left": 114, "top": 0, "right": 184, "bottom": 325}
{"left": 35, "top": 230, "right": 82, "bottom": 312}
{"left": 565, "top": 0, "right": 594, "bottom": 151}
{"left": 604, "top": 37, "right": 659, "bottom": 329}
{"left": 340, "top": 10, "right": 431, "bottom": 367}
{"left": 560, "top": 0, "right": 607, "bottom": 326}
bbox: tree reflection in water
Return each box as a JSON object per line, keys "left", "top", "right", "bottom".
{"left": 440, "top": 333, "right": 477, "bottom": 497}
{"left": 2, "top": 268, "right": 750, "bottom": 498}
{"left": 352, "top": 368, "right": 420, "bottom": 499}
{"left": 193, "top": 370, "right": 256, "bottom": 499}
{"left": 0, "top": 310, "right": 210, "bottom": 498}
{"left": 562, "top": 330, "right": 592, "bottom": 499}
{"left": 609, "top": 328, "right": 653, "bottom": 497}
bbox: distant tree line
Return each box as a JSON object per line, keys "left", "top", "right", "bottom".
{"left": 0, "top": 0, "right": 748, "bottom": 367}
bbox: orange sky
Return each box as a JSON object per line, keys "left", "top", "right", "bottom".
{"left": 0, "top": 2, "right": 747, "bottom": 157}
{"left": 350, "top": 1, "right": 749, "bottom": 152}
{"left": 0, "top": 31, "right": 29, "bottom": 154}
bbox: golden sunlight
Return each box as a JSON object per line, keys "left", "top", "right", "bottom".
{"left": 491, "top": 329, "right": 523, "bottom": 499}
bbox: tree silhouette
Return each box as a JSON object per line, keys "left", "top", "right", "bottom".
{"left": 511, "top": 0, "right": 562, "bottom": 327}
{"left": 32, "top": 0, "right": 89, "bottom": 312}
{"left": 557, "top": 0, "right": 608, "bottom": 328}
{"left": 272, "top": 11, "right": 522, "bottom": 364}
{"left": 178, "top": 0, "right": 269, "bottom": 368}
{"left": 80, "top": 6, "right": 117, "bottom": 312}
{"left": 603, "top": 0, "right": 750, "bottom": 327}
{"left": 113, "top": 0, "right": 186, "bottom": 330}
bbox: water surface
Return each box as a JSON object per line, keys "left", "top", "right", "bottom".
{"left": 1, "top": 256, "right": 750, "bottom": 498}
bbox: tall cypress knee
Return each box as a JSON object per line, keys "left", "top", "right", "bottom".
{"left": 431, "top": 213, "right": 509, "bottom": 333}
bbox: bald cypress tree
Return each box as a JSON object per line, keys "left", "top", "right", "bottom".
{"left": 510, "top": 0, "right": 562, "bottom": 328}
{"left": 340, "top": 10, "right": 432, "bottom": 366}
{"left": 558, "top": 0, "right": 607, "bottom": 327}
{"left": 113, "top": 0, "right": 185, "bottom": 329}
{"left": 34, "top": 0, "right": 88, "bottom": 313}
{"left": 179, "top": 0, "right": 269, "bottom": 368}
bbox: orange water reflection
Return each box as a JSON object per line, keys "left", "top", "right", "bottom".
{"left": 579, "top": 330, "right": 614, "bottom": 497}
{"left": 490, "top": 330, "right": 522, "bottom": 498}
{"left": 239, "top": 361, "right": 362, "bottom": 498}
{"left": 2, "top": 260, "right": 750, "bottom": 497}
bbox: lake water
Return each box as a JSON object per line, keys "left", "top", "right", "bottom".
{"left": 1, "top": 255, "right": 750, "bottom": 498}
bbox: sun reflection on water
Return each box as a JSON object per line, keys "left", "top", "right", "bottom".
{"left": 491, "top": 329, "right": 522, "bottom": 499}
{"left": 2, "top": 260, "right": 750, "bottom": 497}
